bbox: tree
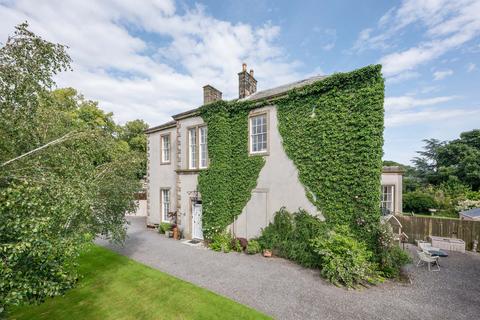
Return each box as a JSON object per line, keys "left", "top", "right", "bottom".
{"left": 411, "top": 130, "right": 480, "bottom": 191}
{"left": 119, "top": 119, "right": 149, "bottom": 178}
{"left": 412, "top": 138, "right": 445, "bottom": 185}
{"left": 0, "top": 23, "right": 142, "bottom": 314}
{"left": 437, "top": 131, "right": 480, "bottom": 190}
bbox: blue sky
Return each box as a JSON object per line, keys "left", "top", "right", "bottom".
{"left": 1, "top": 0, "right": 479, "bottom": 164}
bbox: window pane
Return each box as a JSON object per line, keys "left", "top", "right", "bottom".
{"left": 381, "top": 185, "right": 394, "bottom": 213}
{"left": 189, "top": 128, "right": 197, "bottom": 168}
{"left": 199, "top": 127, "right": 208, "bottom": 168}
{"left": 250, "top": 114, "right": 267, "bottom": 153}
{"left": 162, "top": 135, "right": 170, "bottom": 162}
{"left": 162, "top": 190, "right": 170, "bottom": 221}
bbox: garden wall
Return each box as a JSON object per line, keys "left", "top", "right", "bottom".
{"left": 396, "top": 215, "right": 480, "bottom": 251}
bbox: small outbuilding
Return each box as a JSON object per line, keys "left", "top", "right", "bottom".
{"left": 460, "top": 208, "right": 480, "bottom": 221}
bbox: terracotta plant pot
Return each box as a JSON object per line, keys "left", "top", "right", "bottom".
{"left": 172, "top": 227, "right": 178, "bottom": 240}
{"left": 263, "top": 249, "right": 272, "bottom": 258}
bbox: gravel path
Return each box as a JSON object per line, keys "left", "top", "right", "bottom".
{"left": 97, "top": 217, "right": 480, "bottom": 320}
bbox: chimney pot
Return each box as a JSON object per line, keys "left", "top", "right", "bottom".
{"left": 203, "top": 85, "right": 222, "bottom": 104}
{"left": 238, "top": 64, "right": 257, "bottom": 99}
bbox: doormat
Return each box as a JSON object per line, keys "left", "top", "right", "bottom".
{"left": 188, "top": 239, "right": 201, "bottom": 244}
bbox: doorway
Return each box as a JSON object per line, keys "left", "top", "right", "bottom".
{"left": 192, "top": 200, "right": 203, "bottom": 240}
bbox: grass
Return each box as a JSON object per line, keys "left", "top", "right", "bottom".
{"left": 9, "top": 246, "right": 270, "bottom": 320}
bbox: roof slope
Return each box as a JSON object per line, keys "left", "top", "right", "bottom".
{"left": 242, "top": 75, "right": 326, "bottom": 101}
{"left": 146, "top": 74, "right": 327, "bottom": 134}
{"left": 461, "top": 207, "right": 480, "bottom": 218}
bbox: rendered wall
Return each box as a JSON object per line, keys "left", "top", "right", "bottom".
{"left": 231, "top": 106, "right": 322, "bottom": 239}
{"left": 146, "top": 127, "right": 177, "bottom": 225}
{"left": 380, "top": 173, "right": 403, "bottom": 213}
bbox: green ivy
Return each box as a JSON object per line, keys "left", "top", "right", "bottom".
{"left": 198, "top": 101, "right": 265, "bottom": 239}
{"left": 276, "top": 64, "right": 384, "bottom": 245}
{"left": 198, "top": 65, "right": 384, "bottom": 244}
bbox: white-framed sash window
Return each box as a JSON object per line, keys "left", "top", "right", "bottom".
{"left": 188, "top": 128, "right": 197, "bottom": 169}
{"left": 161, "top": 134, "right": 170, "bottom": 164}
{"left": 161, "top": 189, "right": 170, "bottom": 221}
{"left": 249, "top": 113, "right": 268, "bottom": 154}
{"left": 381, "top": 185, "right": 394, "bottom": 214}
{"left": 199, "top": 126, "right": 208, "bottom": 168}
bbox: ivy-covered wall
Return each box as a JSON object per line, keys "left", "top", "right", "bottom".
{"left": 198, "top": 101, "right": 265, "bottom": 239}
{"left": 198, "top": 65, "right": 384, "bottom": 243}
{"left": 276, "top": 65, "right": 384, "bottom": 245}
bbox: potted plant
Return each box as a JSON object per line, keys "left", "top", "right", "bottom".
{"left": 167, "top": 211, "right": 180, "bottom": 240}
{"left": 172, "top": 224, "right": 178, "bottom": 240}
{"left": 262, "top": 248, "right": 272, "bottom": 258}
{"left": 159, "top": 222, "right": 172, "bottom": 236}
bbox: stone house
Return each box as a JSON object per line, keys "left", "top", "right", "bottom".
{"left": 145, "top": 64, "right": 403, "bottom": 240}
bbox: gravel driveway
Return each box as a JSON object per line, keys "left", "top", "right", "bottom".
{"left": 97, "top": 217, "right": 480, "bottom": 320}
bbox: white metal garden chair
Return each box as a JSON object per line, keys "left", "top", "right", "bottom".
{"left": 416, "top": 251, "right": 440, "bottom": 271}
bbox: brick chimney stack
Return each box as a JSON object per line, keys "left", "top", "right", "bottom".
{"left": 238, "top": 63, "right": 257, "bottom": 99}
{"left": 203, "top": 85, "right": 222, "bottom": 104}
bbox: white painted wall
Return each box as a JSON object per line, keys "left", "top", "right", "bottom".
{"left": 231, "top": 105, "right": 322, "bottom": 239}
{"left": 381, "top": 173, "right": 403, "bottom": 214}
{"left": 147, "top": 127, "right": 177, "bottom": 225}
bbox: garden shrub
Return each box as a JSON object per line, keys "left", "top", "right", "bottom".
{"left": 376, "top": 222, "right": 411, "bottom": 278}
{"left": 403, "top": 191, "right": 438, "bottom": 213}
{"left": 284, "top": 211, "right": 326, "bottom": 267}
{"left": 456, "top": 199, "right": 480, "bottom": 212}
{"left": 310, "top": 227, "right": 381, "bottom": 287}
{"left": 257, "top": 208, "right": 294, "bottom": 253}
{"left": 378, "top": 246, "right": 411, "bottom": 278}
{"left": 209, "top": 232, "right": 232, "bottom": 253}
{"left": 231, "top": 238, "right": 243, "bottom": 252}
{"left": 246, "top": 240, "right": 261, "bottom": 254}
{"left": 158, "top": 222, "right": 172, "bottom": 234}
{"left": 258, "top": 208, "right": 326, "bottom": 268}
{"left": 232, "top": 237, "right": 248, "bottom": 251}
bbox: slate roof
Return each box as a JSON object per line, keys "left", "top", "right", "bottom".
{"left": 146, "top": 74, "right": 327, "bottom": 134}
{"left": 461, "top": 207, "right": 480, "bottom": 218}
{"left": 144, "top": 120, "right": 176, "bottom": 134}
{"left": 242, "top": 75, "right": 327, "bottom": 101}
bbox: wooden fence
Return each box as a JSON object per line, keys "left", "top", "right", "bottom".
{"left": 395, "top": 215, "right": 480, "bottom": 251}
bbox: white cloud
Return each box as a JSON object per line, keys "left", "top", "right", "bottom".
{"left": 354, "top": 0, "right": 480, "bottom": 76}
{"left": 467, "top": 62, "right": 477, "bottom": 72}
{"left": 385, "top": 95, "right": 458, "bottom": 111}
{"left": 0, "top": 0, "right": 303, "bottom": 125}
{"left": 433, "top": 69, "right": 453, "bottom": 80}
{"left": 385, "top": 108, "right": 480, "bottom": 127}
{"left": 384, "top": 94, "right": 470, "bottom": 127}
{"left": 385, "top": 71, "right": 420, "bottom": 84}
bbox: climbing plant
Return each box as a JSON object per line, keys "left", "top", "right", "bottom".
{"left": 198, "top": 65, "right": 384, "bottom": 245}
{"left": 198, "top": 101, "right": 265, "bottom": 239}
{"left": 276, "top": 64, "right": 384, "bottom": 246}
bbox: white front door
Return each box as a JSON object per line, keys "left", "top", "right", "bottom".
{"left": 192, "top": 202, "right": 203, "bottom": 240}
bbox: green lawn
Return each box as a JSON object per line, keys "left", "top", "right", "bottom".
{"left": 9, "top": 246, "right": 270, "bottom": 320}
